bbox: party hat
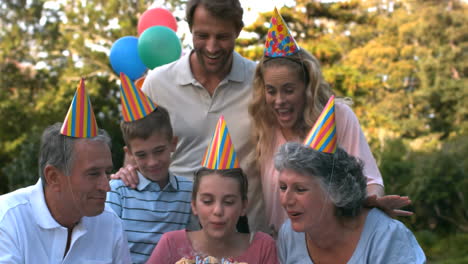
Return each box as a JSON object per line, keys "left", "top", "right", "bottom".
{"left": 201, "top": 116, "right": 240, "bottom": 169}
{"left": 264, "top": 7, "right": 300, "bottom": 57}
{"left": 60, "top": 78, "right": 98, "bottom": 138}
{"left": 119, "top": 72, "right": 157, "bottom": 122}
{"left": 303, "top": 95, "right": 337, "bottom": 153}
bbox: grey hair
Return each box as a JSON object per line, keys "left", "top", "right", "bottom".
{"left": 38, "top": 122, "right": 112, "bottom": 186}
{"left": 274, "top": 142, "right": 367, "bottom": 218}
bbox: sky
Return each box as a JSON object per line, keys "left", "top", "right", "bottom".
{"left": 240, "top": 0, "right": 295, "bottom": 25}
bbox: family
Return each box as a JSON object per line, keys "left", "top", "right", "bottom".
{"left": 0, "top": 0, "right": 425, "bottom": 263}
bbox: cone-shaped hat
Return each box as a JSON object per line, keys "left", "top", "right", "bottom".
{"left": 264, "top": 7, "right": 300, "bottom": 57}
{"left": 120, "top": 72, "right": 157, "bottom": 122}
{"left": 60, "top": 78, "right": 98, "bottom": 138}
{"left": 201, "top": 116, "right": 240, "bottom": 169}
{"left": 303, "top": 95, "right": 337, "bottom": 153}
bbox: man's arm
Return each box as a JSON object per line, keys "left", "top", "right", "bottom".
{"left": 0, "top": 225, "right": 22, "bottom": 263}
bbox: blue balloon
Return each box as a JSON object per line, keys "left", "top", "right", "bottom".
{"left": 109, "top": 36, "right": 147, "bottom": 80}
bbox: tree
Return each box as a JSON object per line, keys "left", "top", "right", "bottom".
{"left": 0, "top": 0, "right": 184, "bottom": 192}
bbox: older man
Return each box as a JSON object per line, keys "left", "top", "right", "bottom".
{"left": 0, "top": 123, "right": 131, "bottom": 263}
{"left": 114, "top": 0, "right": 268, "bottom": 233}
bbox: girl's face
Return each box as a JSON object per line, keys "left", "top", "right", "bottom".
{"left": 264, "top": 65, "right": 306, "bottom": 132}
{"left": 192, "top": 173, "right": 247, "bottom": 240}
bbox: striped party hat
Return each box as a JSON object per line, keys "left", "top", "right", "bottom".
{"left": 303, "top": 95, "right": 337, "bottom": 153}
{"left": 264, "top": 7, "right": 300, "bottom": 57}
{"left": 120, "top": 72, "right": 157, "bottom": 122}
{"left": 201, "top": 116, "right": 240, "bottom": 169}
{"left": 60, "top": 78, "right": 98, "bottom": 138}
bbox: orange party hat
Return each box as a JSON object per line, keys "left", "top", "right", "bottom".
{"left": 60, "top": 78, "right": 98, "bottom": 138}
{"left": 264, "top": 7, "right": 300, "bottom": 57}
{"left": 303, "top": 95, "right": 337, "bottom": 153}
{"left": 201, "top": 116, "right": 240, "bottom": 169}
{"left": 120, "top": 72, "right": 157, "bottom": 122}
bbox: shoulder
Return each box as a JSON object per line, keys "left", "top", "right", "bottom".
{"left": 109, "top": 179, "right": 128, "bottom": 191}
{"left": 234, "top": 52, "right": 256, "bottom": 74}
{"left": 335, "top": 99, "right": 358, "bottom": 120}
{"left": 173, "top": 175, "right": 194, "bottom": 191}
{"left": 278, "top": 219, "right": 306, "bottom": 246}
{"left": 99, "top": 205, "right": 123, "bottom": 222}
{"left": 366, "top": 208, "right": 409, "bottom": 233}
{"left": 277, "top": 220, "right": 309, "bottom": 263}
{"left": 251, "top": 232, "right": 276, "bottom": 247}
{"left": 278, "top": 219, "right": 293, "bottom": 237}
{"left": 142, "top": 53, "right": 190, "bottom": 96}
{"left": 0, "top": 185, "right": 34, "bottom": 222}
{"left": 85, "top": 206, "right": 125, "bottom": 235}
{"left": 148, "top": 54, "right": 185, "bottom": 76}
{"left": 334, "top": 100, "right": 362, "bottom": 135}
{"left": 161, "top": 229, "right": 188, "bottom": 244}
{"left": 360, "top": 209, "right": 426, "bottom": 262}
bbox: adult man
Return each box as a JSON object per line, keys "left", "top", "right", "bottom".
{"left": 0, "top": 123, "right": 131, "bottom": 263}
{"left": 115, "top": 0, "right": 267, "bottom": 233}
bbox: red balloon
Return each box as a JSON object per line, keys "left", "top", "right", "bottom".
{"left": 138, "top": 8, "right": 177, "bottom": 35}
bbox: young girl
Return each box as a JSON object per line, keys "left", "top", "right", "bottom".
{"left": 146, "top": 168, "right": 279, "bottom": 264}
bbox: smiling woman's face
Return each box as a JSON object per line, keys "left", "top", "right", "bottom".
{"left": 278, "top": 168, "right": 334, "bottom": 233}
{"left": 264, "top": 65, "right": 306, "bottom": 133}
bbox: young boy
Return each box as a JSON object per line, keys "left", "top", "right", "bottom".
{"left": 106, "top": 106, "right": 194, "bottom": 264}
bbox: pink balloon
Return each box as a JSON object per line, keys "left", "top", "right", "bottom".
{"left": 138, "top": 8, "right": 177, "bottom": 35}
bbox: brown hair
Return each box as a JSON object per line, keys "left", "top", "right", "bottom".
{"left": 186, "top": 0, "right": 244, "bottom": 32}
{"left": 192, "top": 167, "right": 250, "bottom": 233}
{"left": 192, "top": 168, "right": 248, "bottom": 201}
{"left": 248, "top": 49, "right": 333, "bottom": 165}
{"left": 120, "top": 106, "right": 173, "bottom": 150}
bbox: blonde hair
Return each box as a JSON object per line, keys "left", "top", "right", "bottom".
{"left": 248, "top": 49, "right": 333, "bottom": 165}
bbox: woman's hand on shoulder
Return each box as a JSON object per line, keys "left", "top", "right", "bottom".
{"left": 364, "top": 194, "right": 414, "bottom": 218}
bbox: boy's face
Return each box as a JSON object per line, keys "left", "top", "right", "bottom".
{"left": 126, "top": 132, "right": 177, "bottom": 187}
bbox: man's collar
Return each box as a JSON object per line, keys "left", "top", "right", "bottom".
{"left": 31, "top": 179, "right": 67, "bottom": 229}
{"left": 178, "top": 51, "right": 246, "bottom": 86}
{"left": 136, "top": 171, "right": 152, "bottom": 191}
{"left": 225, "top": 51, "right": 245, "bottom": 82}
{"left": 136, "top": 171, "right": 179, "bottom": 191}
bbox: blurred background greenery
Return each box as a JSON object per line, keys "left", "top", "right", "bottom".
{"left": 0, "top": 0, "right": 466, "bottom": 262}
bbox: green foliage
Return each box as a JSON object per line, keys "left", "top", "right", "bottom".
{"left": 416, "top": 231, "right": 468, "bottom": 263}
{"left": 378, "top": 134, "right": 468, "bottom": 234}
{"left": 377, "top": 134, "right": 468, "bottom": 261}
{"left": 0, "top": 0, "right": 168, "bottom": 191}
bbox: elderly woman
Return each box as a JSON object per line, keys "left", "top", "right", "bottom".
{"left": 275, "top": 142, "right": 425, "bottom": 263}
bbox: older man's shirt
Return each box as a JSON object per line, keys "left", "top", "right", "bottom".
{"left": 0, "top": 179, "right": 131, "bottom": 264}
{"left": 106, "top": 171, "right": 193, "bottom": 264}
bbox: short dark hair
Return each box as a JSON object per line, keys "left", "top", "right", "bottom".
{"left": 275, "top": 142, "right": 367, "bottom": 218}
{"left": 120, "top": 106, "right": 173, "bottom": 150}
{"left": 186, "top": 0, "right": 244, "bottom": 32}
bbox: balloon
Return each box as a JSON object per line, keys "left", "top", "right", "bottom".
{"left": 138, "top": 26, "right": 182, "bottom": 69}
{"left": 109, "top": 36, "right": 147, "bottom": 80}
{"left": 135, "top": 76, "right": 145, "bottom": 90}
{"left": 138, "top": 8, "right": 177, "bottom": 35}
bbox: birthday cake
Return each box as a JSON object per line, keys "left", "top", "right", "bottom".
{"left": 175, "top": 256, "right": 247, "bottom": 264}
